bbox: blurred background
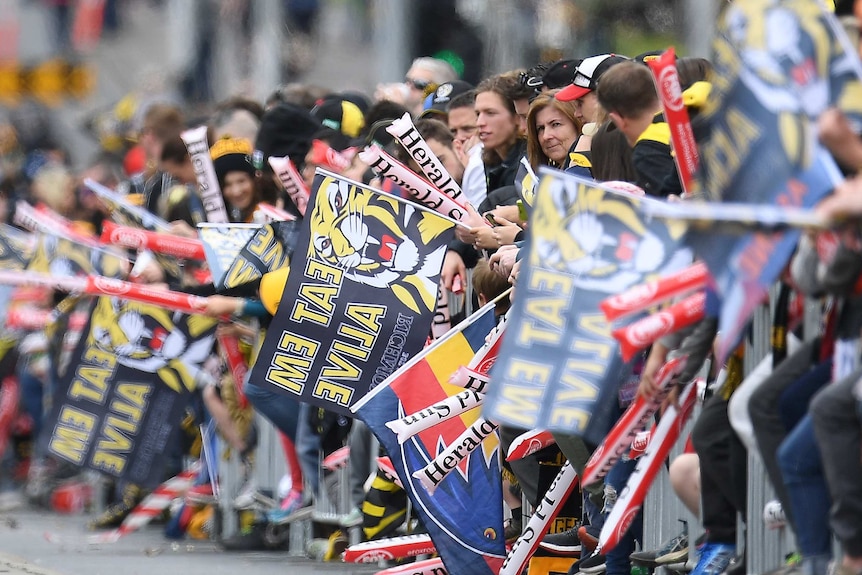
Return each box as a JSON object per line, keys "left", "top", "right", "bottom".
{"left": 0, "top": 0, "right": 718, "bottom": 170}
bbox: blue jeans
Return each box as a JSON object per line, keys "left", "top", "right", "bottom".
{"left": 812, "top": 370, "right": 862, "bottom": 559}
{"left": 778, "top": 414, "right": 832, "bottom": 560}
{"left": 295, "top": 403, "right": 321, "bottom": 497}
{"left": 777, "top": 363, "right": 830, "bottom": 433}
{"left": 19, "top": 367, "right": 56, "bottom": 461}
{"left": 18, "top": 370, "right": 44, "bottom": 444}
{"left": 584, "top": 489, "right": 604, "bottom": 528}
{"left": 244, "top": 378, "right": 301, "bottom": 443}
{"left": 604, "top": 457, "right": 642, "bottom": 575}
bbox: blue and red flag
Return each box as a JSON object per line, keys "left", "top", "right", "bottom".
{"left": 688, "top": 0, "right": 853, "bottom": 361}
{"left": 352, "top": 302, "right": 504, "bottom": 575}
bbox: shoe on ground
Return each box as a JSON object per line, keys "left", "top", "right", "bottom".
{"left": 266, "top": 490, "right": 306, "bottom": 524}
{"left": 632, "top": 528, "right": 688, "bottom": 567}
{"left": 579, "top": 552, "right": 607, "bottom": 574}
{"left": 232, "top": 478, "right": 259, "bottom": 510}
{"left": 538, "top": 525, "right": 582, "bottom": 555}
{"left": 723, "top": 551, "right": 746, "bottom": 575}
{"left": 690, "top": 542, "right": 736, "bottom": 575}
{"left": 504, "top": 514, "right": 523, "bottom": 544}
{"left": 681, "top": 532, "right": 710, "bottom": 571}
{"left": 340, "top": 506, "right": 364, "bottom": 528}
{"left": 88, "top": 484, "right": 144, "bottom": 530}
{"left": 785, "top": 553, "right": 802, "bottom": 566}
{"left": 578, "top": 524, "right": 600, "bottom": 555}
{"left": 186, "top": 483, "right": 217, "bottom": 506}
{"left": 656, "top": 535, "right": 691, "bottom": 569}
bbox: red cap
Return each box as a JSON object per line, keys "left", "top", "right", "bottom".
{"left": 556, "top": 54, "right": 629, "bottom": 102}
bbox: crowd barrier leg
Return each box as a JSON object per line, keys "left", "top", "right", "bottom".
{"left": 745, "top": 453, "right": 795, "bottom": 574}
{"left": 746, "top": 293, "right": 815, "bottom": 573}
{"left": 641, "top": 415, "right": 701, "bottom": 564}
{"left": 641, "top": 393, "right": 702, "bottom": 573}
{"left": 215, "top": 413, "right": 302, "bottom": 550}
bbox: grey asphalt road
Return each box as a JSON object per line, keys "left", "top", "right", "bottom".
{"left": 0, "top": 508, "right": 382, "bottom": 575}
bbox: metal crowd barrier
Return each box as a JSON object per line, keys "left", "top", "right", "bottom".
{"left": 77, "top": 267, "right": 808, "bottom": 569}
{"left": 218, "top": 273, "right": 476, "bottom": 554}
{"left": 220, "top": 271, "right": 813, "bottom": 570}
{"left": 642, "top": 291, "right": 801, "bottom": 574}
{"left": 223, "top": 274, "right": 801, "bottom": 567}
{"left": 218, "top": 412, "right": 358, "bottom": 554}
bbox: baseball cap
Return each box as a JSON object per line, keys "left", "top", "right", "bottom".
{"left": 542, "top": 59, "right": 581, "bottom": 90}
{"left": 419, "top": 80, "right": 474, "bottom": 118}
{"left": 311, "top": 96, "right": 366, "bottom": 138}
{"left": 556, "top": 54, "right": 629, "bottom": 102}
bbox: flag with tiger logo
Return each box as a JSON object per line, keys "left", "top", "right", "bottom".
{"left": 483, "top": 169, "right": 688, "bottom": 444}
{"left": 43, "top": 297, "right": 216, "bottom": 487}
{"left": 352, "top": 301, "right": 504, "bottom": 575}
{"left": 251, "top": 169, "right": 455, "bottom": 416}
{"left": 685, "top": 0, "right": 851, "bottom": 361}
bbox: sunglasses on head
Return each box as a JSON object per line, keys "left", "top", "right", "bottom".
{"left": 405, "top": 77, "right": 433, "bottom": 92}
{"left": 363, "top": 118, "right": 396, "bottom": 147}
{"left": 519, "top": 71, "right": 544, "bottom": 90}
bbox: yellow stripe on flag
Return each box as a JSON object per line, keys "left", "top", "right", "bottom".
{"left": 425, "top": 331, "right": 500, "bottom": 456}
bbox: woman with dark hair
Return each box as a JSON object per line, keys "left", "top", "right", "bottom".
{"left": 210, "top": 136, "right": 263, "bottom": 223}
{"left": 589, "top": 120, "right": 639, "bottom": 183}
{"left": 474, "top": 72, "right": 530, "bottom": 192}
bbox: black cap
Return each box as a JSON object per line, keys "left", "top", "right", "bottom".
{"left": 311, "top": 96, "right": 366, "bottom": 138}
{"left": 542, "top": 59, "right": 581, "bottom": 90}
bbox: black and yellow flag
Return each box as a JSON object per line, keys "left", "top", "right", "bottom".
{"left": 44, "top": 297, "right": 216, "bottom": 486}
{"left": 250, "top": 169, "right": 455, "bottom": 416}
{"left": 27, "top": 233, "right": 126, "bottom": 278}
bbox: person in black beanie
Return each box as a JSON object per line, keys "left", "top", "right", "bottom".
{"left": 253, "top": 103, "right": 321, "bottom": 218}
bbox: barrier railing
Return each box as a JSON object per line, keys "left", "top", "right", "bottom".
{"left": 222, "top": 273, "right": 807, "bottom": 569}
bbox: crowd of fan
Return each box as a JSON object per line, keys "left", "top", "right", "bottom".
{"left": 1, "top": 2, "right": 862, "bottom": 573}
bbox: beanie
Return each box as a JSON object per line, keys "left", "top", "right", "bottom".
{"left": 210, "top": 136, "right": 255, "bottom": 185}
{"left": 254, "top": 103, "right": 321, "bottom": 169}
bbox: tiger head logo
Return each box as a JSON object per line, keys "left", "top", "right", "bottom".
{"left": 530, "top": 176, "right": 687, "bottom": 294}
{"left": 89, "top": 298, "right": 216, "bottom": 393}
{"left": 307, "top": 176, "right": 452, "bottom": 313}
